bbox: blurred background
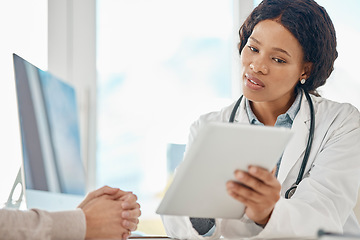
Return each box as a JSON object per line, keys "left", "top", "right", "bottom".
{"left": 1, "top": 0, "right": 359, "bottom": 235}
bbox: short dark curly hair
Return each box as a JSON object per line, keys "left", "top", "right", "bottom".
{"left": 239, "top": 0, "right": 338, "bottom": 95}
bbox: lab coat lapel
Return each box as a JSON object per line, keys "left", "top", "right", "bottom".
{"left": 234, "top": 97, "right": 250, "bottom": 124}
{"left": 277, "top": 92, "right": 312, "bottom": 185}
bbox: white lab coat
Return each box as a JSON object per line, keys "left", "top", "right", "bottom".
{"left": 161, "top": 92, "right": 360, "bottom": 239}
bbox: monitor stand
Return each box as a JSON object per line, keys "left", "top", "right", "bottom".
{"left": 4, "top": 167, "right": 84, "bottom": 211}
{"left": 5, "top": 168, "right": 24, "bottom": 209}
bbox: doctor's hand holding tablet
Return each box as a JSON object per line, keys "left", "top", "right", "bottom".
{"left": 157, "top": 123, "right": 292, "bottom": 220}
{"left": 226, "top": 164, "right": 282, "bottom": 226}
{"left": 158, "top": 0, "right": 360, "bottom": 239}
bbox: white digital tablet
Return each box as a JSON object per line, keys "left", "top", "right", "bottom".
{"left": 156, "top": 122, "right": 293, "bottom": 219}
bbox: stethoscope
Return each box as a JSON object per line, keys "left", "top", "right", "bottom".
{"left": 229, "top": 91, "right": 315, "bottom": 199}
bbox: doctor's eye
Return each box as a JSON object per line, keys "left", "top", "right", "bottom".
{"left": 247, "top": 46, "right": 259, "bottom": 53}
{"left": 273, "top": 58, "right": 286, "bottom": 64}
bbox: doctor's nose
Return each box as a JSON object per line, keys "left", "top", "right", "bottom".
{"left": 249, "top": 60, "right": 268, "bottom": 75}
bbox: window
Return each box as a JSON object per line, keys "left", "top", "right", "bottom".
{"left": 315, "top": 0, "right": 360, "bottom": 110}
{"left": 96, "top": 0, "right": 235, "bottom": 234}
{"left": 0, "top": 0, "right": 47, "bottom": 206}
{"left": 253, "top": 0, "right": 360, "bottom": 110}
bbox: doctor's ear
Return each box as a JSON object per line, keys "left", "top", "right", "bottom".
{"left": 301, "top": 62, "right": 313, "bottom": 80}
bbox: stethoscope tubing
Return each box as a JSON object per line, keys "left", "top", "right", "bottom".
{"left": 295, "top": 91, "right": 315, "bottom": 185}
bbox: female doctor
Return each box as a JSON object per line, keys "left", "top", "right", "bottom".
{"left": 161, "top": 0, "right": 360, "bottom": 238}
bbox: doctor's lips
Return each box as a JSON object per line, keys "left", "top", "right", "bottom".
{"left": 245, "top": 73, "right": 265, "bottom": 88}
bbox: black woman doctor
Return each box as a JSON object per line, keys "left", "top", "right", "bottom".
{"left": 161, "top": 0, "right": 360, "bottom": 239}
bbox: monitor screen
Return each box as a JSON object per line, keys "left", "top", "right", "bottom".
{"left": 13, "top": 54, "right": 85, "bottom": 210}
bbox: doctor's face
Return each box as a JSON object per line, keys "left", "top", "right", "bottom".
{"left": 240, "top": 19, "right": 310, "bottom": 107}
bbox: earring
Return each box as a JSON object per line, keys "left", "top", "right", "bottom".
{"left": 300, "top": 78, "right": 306, "bottom": 84}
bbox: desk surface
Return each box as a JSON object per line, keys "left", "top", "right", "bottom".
{"left": 129, "top": 236, "right": 360, "bottom": 240}
{"left": 129, "top": 237, "right": 318, "bottom": 240}
{"left": 128, "top": 233, "right": 360, "bottom": 240}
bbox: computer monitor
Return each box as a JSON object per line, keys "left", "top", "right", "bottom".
{"left": 12, "top": 54, "right": 86, "bottom": 211}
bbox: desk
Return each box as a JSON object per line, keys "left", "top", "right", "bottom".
{"left": 129, "top": 237, "right": 317, "bottom": 240}
{"left": 127, "top": 228, "right": 360, "bottom": 240}
{"left": 129, "top": 235, "right": 358, "bottom": 240}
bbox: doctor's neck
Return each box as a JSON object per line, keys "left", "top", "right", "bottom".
{"left": 249, "top": 93, "right": 296, "bottom": 126}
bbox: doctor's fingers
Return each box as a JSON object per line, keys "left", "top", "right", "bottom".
{"left": 233, "top": 170, "right": 279, "bottom": 196}
{"left": 247, "top": 166, "right": 280, "bottom": 188}
{"left": 226, "top": 181, "right": 263, "bottom": 204}
{"left": 227, "top": 189, "right": 253, "bottom": 206}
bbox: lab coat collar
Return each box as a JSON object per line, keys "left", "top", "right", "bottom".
{"left": 277, "top": 90, "right": 313, "bottom": 185}
{"left": 233, "top": 95, "right": 250, "bottom": 124}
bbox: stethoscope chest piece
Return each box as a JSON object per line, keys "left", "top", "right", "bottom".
{"left": 285, "top": 184, "right": 297, "bottom": 199}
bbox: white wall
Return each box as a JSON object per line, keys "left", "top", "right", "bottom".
{"left": 0, "top": 0, "right": 47, "bottom": 205}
